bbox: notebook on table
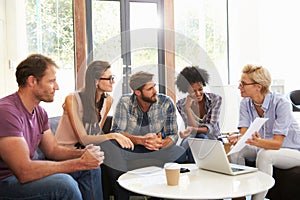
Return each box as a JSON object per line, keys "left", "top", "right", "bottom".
{"left": 188, "top": 138, "right": 258, "bottom": 176}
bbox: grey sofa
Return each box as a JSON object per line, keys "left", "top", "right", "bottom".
{"left": 34, "top": 116, "right": 62, "bottom": 160}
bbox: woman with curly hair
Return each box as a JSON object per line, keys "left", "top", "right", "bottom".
{"left": 176, "top": 66, "right": 222, "bottom": 162}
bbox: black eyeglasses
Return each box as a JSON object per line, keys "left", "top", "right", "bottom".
{"left": 239, "top": 81, "right": 257, "bottom": 88}
{"left": 99, "top": 76, "right": 115, "bottom": 83}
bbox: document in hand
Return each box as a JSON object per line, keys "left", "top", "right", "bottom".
{"left": 227, "top": 117, "right": 269, "bottom": 156}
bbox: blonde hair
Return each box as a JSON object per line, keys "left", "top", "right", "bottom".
{"left": 242, "top": 64, "right": 271, "bottom": 94}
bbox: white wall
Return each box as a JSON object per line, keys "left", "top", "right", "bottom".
{"left": 228, "top": 0, "right": 300, "bottom": 93}
{"left": 228, "top": 0, "right": 261, "bottom": 85}
{"left": 209, "top": 85, "right": 240, "bottom": 133}
{"left": 0, "top": 0, "right": 27, "bottom": 98}
{"left": 0, "top": 0, "right": 7, "bottom": 96}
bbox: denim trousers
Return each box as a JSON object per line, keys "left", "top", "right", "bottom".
{"left": 0, "top": 168, "right": 103, "bottom": 200}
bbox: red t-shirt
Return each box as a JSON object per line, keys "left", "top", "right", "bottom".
{"left": 0, "top": 92, "right": 49, "bottom": 179}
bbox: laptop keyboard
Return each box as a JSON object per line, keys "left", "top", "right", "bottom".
{"left": 231, "top": 167, "right": 245, "bottom": 172}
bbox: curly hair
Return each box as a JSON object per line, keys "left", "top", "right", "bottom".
{"left": 176, "top": 66, "right": 209, "bottom": 93}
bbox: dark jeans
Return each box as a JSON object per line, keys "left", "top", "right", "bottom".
{"left": 100, "top": 140, "right": 185, "bottom": 200}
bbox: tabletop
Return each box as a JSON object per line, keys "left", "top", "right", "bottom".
{"left": 117, "top": 164, "right": 275, "bottom": 199}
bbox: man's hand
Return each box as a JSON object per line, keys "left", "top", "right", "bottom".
{"left": 144, "top": 133, "right": 163, "bottom": 150}
{"left": 80, "top": 144, "right": 104, "bottom": 169}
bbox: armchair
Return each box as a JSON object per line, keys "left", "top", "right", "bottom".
{"left": 287, "top": 90, "right": 300, "bottom": 111}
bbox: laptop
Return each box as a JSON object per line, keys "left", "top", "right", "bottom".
{"left": 188, "top": 138, "right": 258, "bottom": 175}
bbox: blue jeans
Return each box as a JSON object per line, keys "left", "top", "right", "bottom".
{"left": 0, "top": 168, "right": 103, "bottom": 200}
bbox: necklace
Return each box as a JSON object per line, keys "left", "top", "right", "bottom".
{"left": 252, "top": 100, "right": 262, "bottom": 107}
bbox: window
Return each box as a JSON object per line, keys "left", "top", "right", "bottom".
{"left": 174, "top": 0, "right": 232, "bottom": 133}
{"left": 89, "top": 0, "right": 164, "bottom": 106}
{"left": 174, "top": 0, "right": 228, "bottom": 88}
{"left": 21, "top": 0, "right": 299, "bottom": 116}
{"left": 25, "top": 0, "right": 75, "bottom": 117}
{"left": 173, "top": 0, "right": 229, "bottom": 120}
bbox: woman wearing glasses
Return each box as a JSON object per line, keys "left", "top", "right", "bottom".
{"left": 229, "top": 64, "right": 300, "bottom": 200}
{"left": 176, "top": 66, "right": 222, "bottom": 163}
{"left": 55, "top": 61, "right": 134, "bottom": 150}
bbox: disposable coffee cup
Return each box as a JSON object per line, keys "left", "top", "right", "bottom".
{"left": 164, "top": 162, "right": 180, "bottom": 186}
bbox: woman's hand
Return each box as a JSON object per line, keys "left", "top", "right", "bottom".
{"left": 245, "top": 131, "right": 260, "bottom": 146}
{"left": 179, "top": 126, "right": 193, "bottom": 138}
{"left": 246, "top": 133, "right": 285, "bottom": 150}
{"left": 112, "top": 133, "right": 134, "bottom": 150}
{"left": 185, "top": 95, "right": 195, "bottom": 109}
{"left": 227, "top": 132, "right": 240, "bottom": 145}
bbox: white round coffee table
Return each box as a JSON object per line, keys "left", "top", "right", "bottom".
{"left": 118, "top": 164, "right": 274, "bottom": 199}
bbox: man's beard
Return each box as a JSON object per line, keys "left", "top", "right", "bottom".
{"left": 141, "top": 93, "right": 157, "bottom": 103}
{"left": 36, "top": 92, "right": 54, "bottom": 103}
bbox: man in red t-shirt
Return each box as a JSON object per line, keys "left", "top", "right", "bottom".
{"left": 0, "top": 54, "right": 104, "bottom": 200}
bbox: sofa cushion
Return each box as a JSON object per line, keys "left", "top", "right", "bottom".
{"left": 48, "top": 116, "right": 61, "bottom": 135}
{"left": 33, "top": 116, "right": 61, "bottom": 160}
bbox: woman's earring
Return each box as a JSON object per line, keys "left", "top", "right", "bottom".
{"left": 95, "top": 80, "right": 98, "bottom": 88}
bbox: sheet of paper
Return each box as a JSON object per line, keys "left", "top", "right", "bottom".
{"left": 127, "top": 166, "right": 163, "bottom": 176}
{"left": 227, "top": 117, "right": 268, "bottom": 156}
